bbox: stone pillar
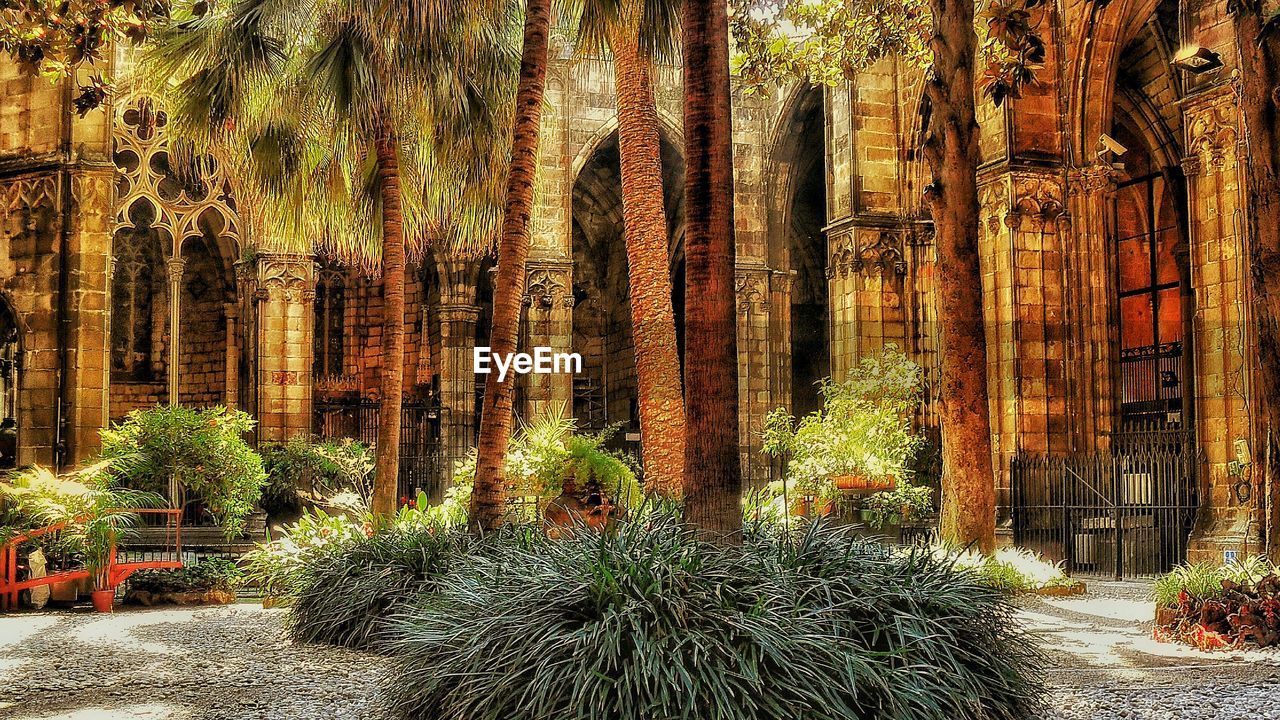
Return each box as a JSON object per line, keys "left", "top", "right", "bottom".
{"left": 1181, "top": 88, "right": 1259, "bottom": 560}
{"left": 254, "top": 252, "right": 316, "bottom": 443}
{"left": 223, "top": 302, "right": 239, "bottom": 407}
{"left": 435, "top": 258, "right": 482, "bottom": 482}
{"left": 977, "top": 169, "right": 1071, "bottom": 520}
{"left": 826, "top": 226, "right": 909, "bottom": 380}
{"left": 520, "top": 260, "right": 575, "bottom": 420}
{"left": 736, "top": 264, "right": 771, "bottom": 486}
{"left": 1065, "top": 163, "right": 1122, "bottom": 450}
{"left": 165, "top": 256, "right": 185, "bottom": 405}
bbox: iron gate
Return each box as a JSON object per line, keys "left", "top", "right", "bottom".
{"left": 314, "top": 398, "right": 444, "bottom": 501}
{"left": 1012, "top": 430, "right": 1199, "bottom": 578}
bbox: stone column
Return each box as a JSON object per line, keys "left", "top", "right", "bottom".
{"left": 826, "top": 226, "right": 910, "bottom": 380}
{"left": 435, "top": 258, "right": 483, "bottom": 482}
{"left": 736, "top": 264, "right": 771, "bottom": 486}
{"left": 165, "top": 256, "right": 186, "bottom": 405}
{"left": 1181, "top": 88, "right": 1258, "bottom": 560}
{"left": 223, "top": 303, "right": 239, "bottom": 407}
{"left": 520, "top": 260, "right": 574, "bottom": 420}
{"left": 254, "top": 253, "right": 316, "bottom": 443}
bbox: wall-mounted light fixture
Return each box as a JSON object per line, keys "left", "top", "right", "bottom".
{"left": 1172, "top": 45, "right": 1223, "bottom": 74}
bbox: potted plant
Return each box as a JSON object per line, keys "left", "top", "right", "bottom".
{"left": 860, "top": 484, "right": 933, "bottom": 530}
{"left": 1, "top": 463, "right": 162, "bottom": 612}
{"left": 761, "top": 348, "right": 925, "bottom": 515}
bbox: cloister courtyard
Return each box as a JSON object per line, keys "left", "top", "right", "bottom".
{"left": 3, "top": 0, "right": 1280, "bottom": 718}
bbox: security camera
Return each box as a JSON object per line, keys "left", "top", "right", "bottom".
{"left": 1097, "top": 133, "right": 1128, "bottom": 158}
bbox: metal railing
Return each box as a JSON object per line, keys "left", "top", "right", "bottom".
{"left": 314, "top": 397, "right": 445, "bottom": 501}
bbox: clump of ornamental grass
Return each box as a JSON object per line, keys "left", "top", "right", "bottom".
{"left": 379, "top": 516, "right": 1047, "bottom": 720}
{"left": 286, "top": 522, "right": 478, "bottom": 652}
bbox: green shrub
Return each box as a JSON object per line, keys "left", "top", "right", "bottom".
{"left": 259, "top": 435, "right": 375, "bottom": 517}
{"left": 1153, "top": 556, "right": 1276, "bottom": 608}
{"left": 287, "top": 524, "right": 477, "bottom": 652}
{"left": 100, "top": 406, "right": 267, "bottom": 536}
{"left": 941, "top": 546, "right": 1074, "bottom": 593}
{"left": 381, "top": 518, "right": 1046, "bottom": 720}
{"left": 242, "top": 508, "right": 369, "bottom": 599}
{"left": 129, "top": 557, "right": 243, "bottom": 594}
{"left": 761, "top": 347, "right": 926, "bottom": 505}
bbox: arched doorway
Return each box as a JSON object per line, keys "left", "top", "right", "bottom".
{"left": 0, "top": 296, "right": 20, "bottom": 469}
{"left": 774, "top": 85, "right": 828, "bottom": 418}
{"left": 570, "top": 130, "right": 685, "bottom": 437}
{"left": 1110, "top": 118, "right": 1192, "bottom": 431}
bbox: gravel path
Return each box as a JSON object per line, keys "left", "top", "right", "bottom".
{"left": 1, "top": 586, "right": 1277, "bottom": 719}
{"left": 0, "top": 604, "right": 384, "bottom": 720}
{"left": 1025, "top": 580, "right": 1280, "bottom": 720}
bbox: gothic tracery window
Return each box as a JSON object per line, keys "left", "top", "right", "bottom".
{"left": 111, "top": 199, "right": 167, "bottom": 380}
{"left": 314, "top": 269, "right": 347, "bottom": 379}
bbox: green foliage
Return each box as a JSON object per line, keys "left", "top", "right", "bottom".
{"left": 731, "top": 0, "right": 1047, "bottom": 107}
{"left": 129, "top": 558, "right": 244, "bottom": 594}
{"left": 761, "top": 347, "right": 924, "bottom": 502}
{"left": 1153, "top": 556, "right": 1277, "bottom": 609}
{"left": 100, "top": 406, "right": 267, "bottom": 537}
{"left": 0, "top": 463, "right": 164, "bottom": 587}
{"left": 288, "top": 524, "right": 477, "bottom": 652}
{"left": 259, "top": 435, "right": 375, "bottom": 517}
{"left": 941, "top": 546, "right": 1075, "bottom": 593}
{"left": 451, "top": 409, "right": 643, "bottom": 515}
{"left": 862, "top": 482, "right": 933, "bottom": 529}
{"left": 242, "top": 508, "right": 370, "bottom": 600}
{"left": 381, "top": 517, "right": 1046, "bottom": 720}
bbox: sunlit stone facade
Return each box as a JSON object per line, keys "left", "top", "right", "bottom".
{"left": 0, "top": 0, "right": 1272, "bottom": 561}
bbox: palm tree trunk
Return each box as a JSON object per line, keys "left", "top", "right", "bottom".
{"left": 471, "top": 0, "right": 552, "bottom": 531}
{"left": 372, "top": 127, "right": 406, "bottom": 521}
{"left": 923, "top": 0, "right": 996, "bottom": 553}
{"left": 610, "top": 25, "right": 686, "bottom": 498}
{"left": 681, "top": 0, "right": 742, "bottom": 538}
{"left": 1232, "top": 5, "right": 1280, "bottom": 558}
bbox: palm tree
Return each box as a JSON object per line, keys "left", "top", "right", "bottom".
{"left": 681, "top": 0, "right": 743, "bottom": 537}
{"left": 470, "top": 0, "right": 554, "bottom": 531}
{"left": 571, "top": 0, "right": 686, "bottom": 497}
{"left": 146, "top": 0, "right": 517, "bottom": 521}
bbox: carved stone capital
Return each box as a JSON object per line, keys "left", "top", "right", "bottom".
{"left": 256, "top": 252, "right": 317, "bottom": 303}
{"left": 829, "top": 231, "right": 906, "bottom": 278}
{"left": 523, "top": 264, "right": 574, "bottom": 309}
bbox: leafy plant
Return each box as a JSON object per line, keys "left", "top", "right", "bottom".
{"left": 1153, "top": 557, "right": 1280, "bottom": 649}
{"left": 129, "top": 557, "right": 244, "bottom": 594}
{"left": 939, "top": 545, "right": 1075, "bottom": 593}
{"left": 259, "top": 435, "right": 375, "bottom": 517}
{"left": 241, "top": 508, "right": 370, "bottom": 600}
{"left": 862, "top": 483, "right": 933, "bottom": 529}
{"left": 381, "top": 515, "right": 1046, "bottom": 720}
{"left": 1, "top": 463, "right": 164, "bottom": 589}
{"left": 762, "top": 347, "right": 925, "bottom": 503}
{"left": 100, "top": 406, "right": 268, "bottom": 536}
{"left": 288, "top": 524, "right": 477, "bottom": 652}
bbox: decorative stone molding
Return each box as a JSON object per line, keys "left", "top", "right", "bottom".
{"left": 1067, "top": 162, "right": 1121, "bottom": 196}
{"left": 523, "top": 265, "right": 574, "bottom": 309}
{"left": 828, "top": 231, "right": 907, "bottom": 277}
{"left": 1187, "top": 102, "right": 1238, "bottom": 172}
{"left": 734, "top": 270, "right": 769, "bottom": 315}
{"left": 315, "top": 374, "right": 360, "bottom": 393}
{"left": 256, "top": 253, "right": 316, "bottom": 302}
{"left": 1, "top": 175, "right": 59, "bottom": 249}
{"left": 1006, "top": 175, "right": 1067, "bottom": 231}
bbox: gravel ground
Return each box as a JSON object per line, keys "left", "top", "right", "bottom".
{"left": 1, "top": 585, "right": 1277, "bottom": 719}
{"left": 0, "top": 604, "right": 384, "bottom": 720}
{"left": 1024, "top": 580, "right": 1280, "bottom": 720}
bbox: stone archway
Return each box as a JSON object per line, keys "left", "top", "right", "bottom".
{"left": 769, "top": 84, "right": 829, "bottom": 418}
{"left": 569, "top": 129, "right": 685, "bottom": 436}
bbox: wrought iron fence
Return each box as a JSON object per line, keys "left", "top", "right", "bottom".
{"left": 1012, "top": 430, "right": 1199, "bottom": 578}
{"left": 314, "top": 397, "right": 444, "bottom": 502}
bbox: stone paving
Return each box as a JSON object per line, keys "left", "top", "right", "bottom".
{"left": 1028, "top": 580, "right": 1280, "bottom": 720}
{"left": 0, "top": 586, "right": 1277, "bottom": 720}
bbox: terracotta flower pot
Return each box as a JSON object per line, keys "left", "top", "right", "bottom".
{"left": 832, "top": 475, "right": 896, "bottom": 492}
{"left": 91, "top": 589, "right": 115, "bottom": 613}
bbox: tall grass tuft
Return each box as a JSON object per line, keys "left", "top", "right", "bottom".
{"left": 287, "top": 524, "right": 475, "bottom": 652}
{"left": 380, "top": 517, "right": 1046, "bottom": 720}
